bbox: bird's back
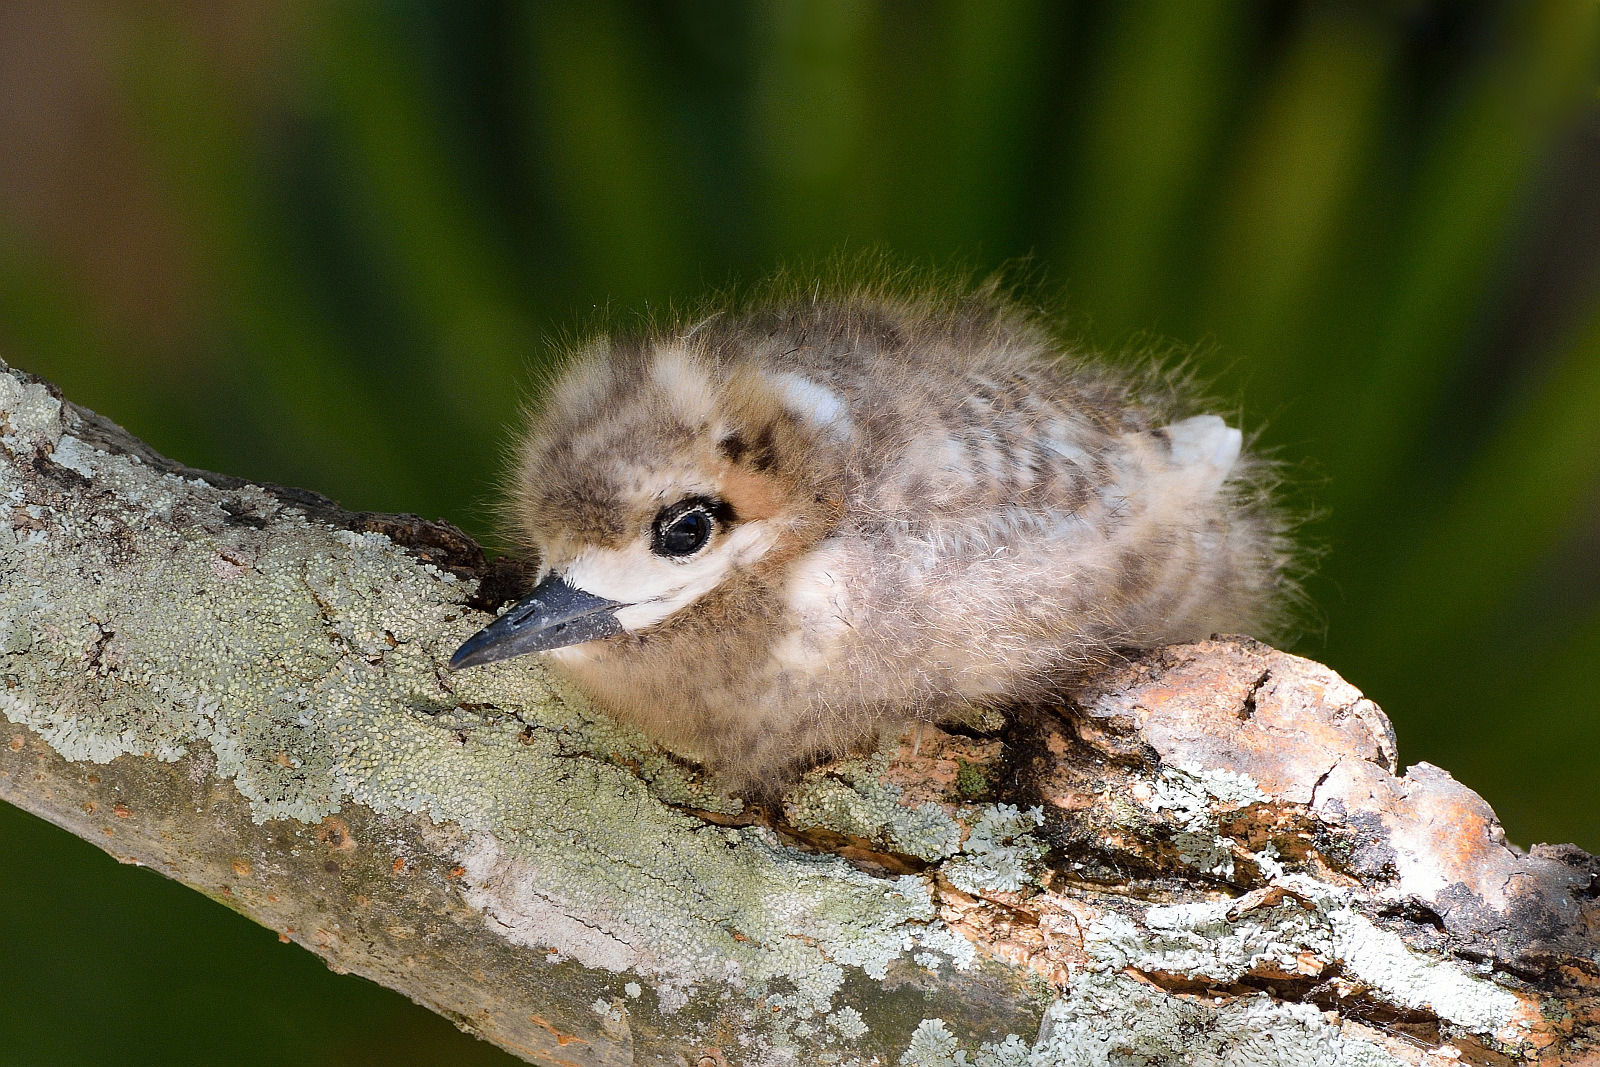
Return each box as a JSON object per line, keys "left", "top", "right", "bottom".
{"left": 698, "top": 292, "right": 1289, "bottom": 716}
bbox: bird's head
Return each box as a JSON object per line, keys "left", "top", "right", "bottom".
{"left": 450, "top": 334, "right": 846, "bottom": 670}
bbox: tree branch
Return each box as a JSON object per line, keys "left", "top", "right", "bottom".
{"left": 1, "top": 359, "right": 1594, "bottom": 1066}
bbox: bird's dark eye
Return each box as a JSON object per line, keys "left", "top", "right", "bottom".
{"left": 652, "top": 500, "right": 716, "bottom": 557}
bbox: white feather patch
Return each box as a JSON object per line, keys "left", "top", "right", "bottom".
{"left": 767, "top": 372, "right": 854, "bottom": 439}
{"left": 1163, "top": 415, "right": 1242, "bottom": 492}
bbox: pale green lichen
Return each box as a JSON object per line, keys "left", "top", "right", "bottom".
{"left": 902, "top": 1018, "right": 958, "bottom": 1065}
{"left": 0, "top": 371, "right": 66, "bottom": 448}
{"left": 977, "top": 1036, "right": 1032, "bottom": 1066}
{"left": 893, "top": 972, "right": 1412, "bottom": 1067}
{"left": 943, "top": 804, "right": 1046, "bottom": 896}
{"left": 827, "top": 1005, "right": 869, "bottom": 1041}
{"left": 1147, "top": 762, "right": 1267, "bottom": 878}
{"left": 1128, "top": 758, "right": 1517, "bottom": 1038}
{"left": 914, "top": 925, "right": 979, "bottom": 972}
{"left": 784, "top": 750, "right": 1048, "bottom": 899}
{"left": 1251, "top": 841, "right": 1288, "bottom": 880}
{"left": 1324, "top": 900, "right": 1519, "bottom": 1034}
{"left": 1085, "top": 898, "right": 1332, "bottom": 984}
{"left": 784, "top": 746, "right": 963, "bottom": 861}
{"left": 1028, "top": 973, "right": 1404, "bottom": 1066}
{"left": 899, "top": 1017, "right": 1030, "bottom": 1067}
{"left": 1082, "top": 876, "right": 1520, "bottom": 1038}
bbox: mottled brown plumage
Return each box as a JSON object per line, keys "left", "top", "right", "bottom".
{"left": 454, "top": 274, "right": 1295, "bottom": 792}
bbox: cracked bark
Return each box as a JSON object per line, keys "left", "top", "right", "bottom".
{"left": 1, "top": 358, "right": 1596, "bottom": 1067}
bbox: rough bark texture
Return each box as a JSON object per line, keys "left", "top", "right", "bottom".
{"left": 1, "top": 358, "right": 1596, "bottom": 1066}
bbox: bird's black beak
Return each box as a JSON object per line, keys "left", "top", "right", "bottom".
{"left": 449, "top": 573, "right": 624, "bottom": 670}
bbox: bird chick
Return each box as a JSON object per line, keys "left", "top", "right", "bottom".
{"left": 452, "top": 279, "right": 1293, "bottom": 793}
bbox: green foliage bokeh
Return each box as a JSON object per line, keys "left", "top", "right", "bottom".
{"left": 1, "top": 2, "right": 1597, "bottom": 1063}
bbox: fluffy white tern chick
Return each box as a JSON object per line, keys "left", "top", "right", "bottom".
{"left": 452, "top": 282, "right": 1292, "bottom": 792}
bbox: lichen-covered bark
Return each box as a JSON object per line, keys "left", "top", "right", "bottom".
{"left": 1, "top": 359, "right": 1595, "bottom": 1066}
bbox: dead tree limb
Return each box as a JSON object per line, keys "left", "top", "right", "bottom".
{"left": 1, "top": 359, "right": 1595, "bottom": 1066}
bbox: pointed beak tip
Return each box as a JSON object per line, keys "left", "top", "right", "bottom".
{"left": 446, "top": 626, "right": 502, "bottom": 671}
{"left": 448, "top": 630, "right": 505, "bottom": 672}
{"left": 445, "top": 643, "right": 476, "bottom": 672}
{"left": 446, "top": 574, "right": 626, "bottom": 670}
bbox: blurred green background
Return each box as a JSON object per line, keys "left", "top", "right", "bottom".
{"left": 1, "top": 1, "right": 1597, "bottom": 1063}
